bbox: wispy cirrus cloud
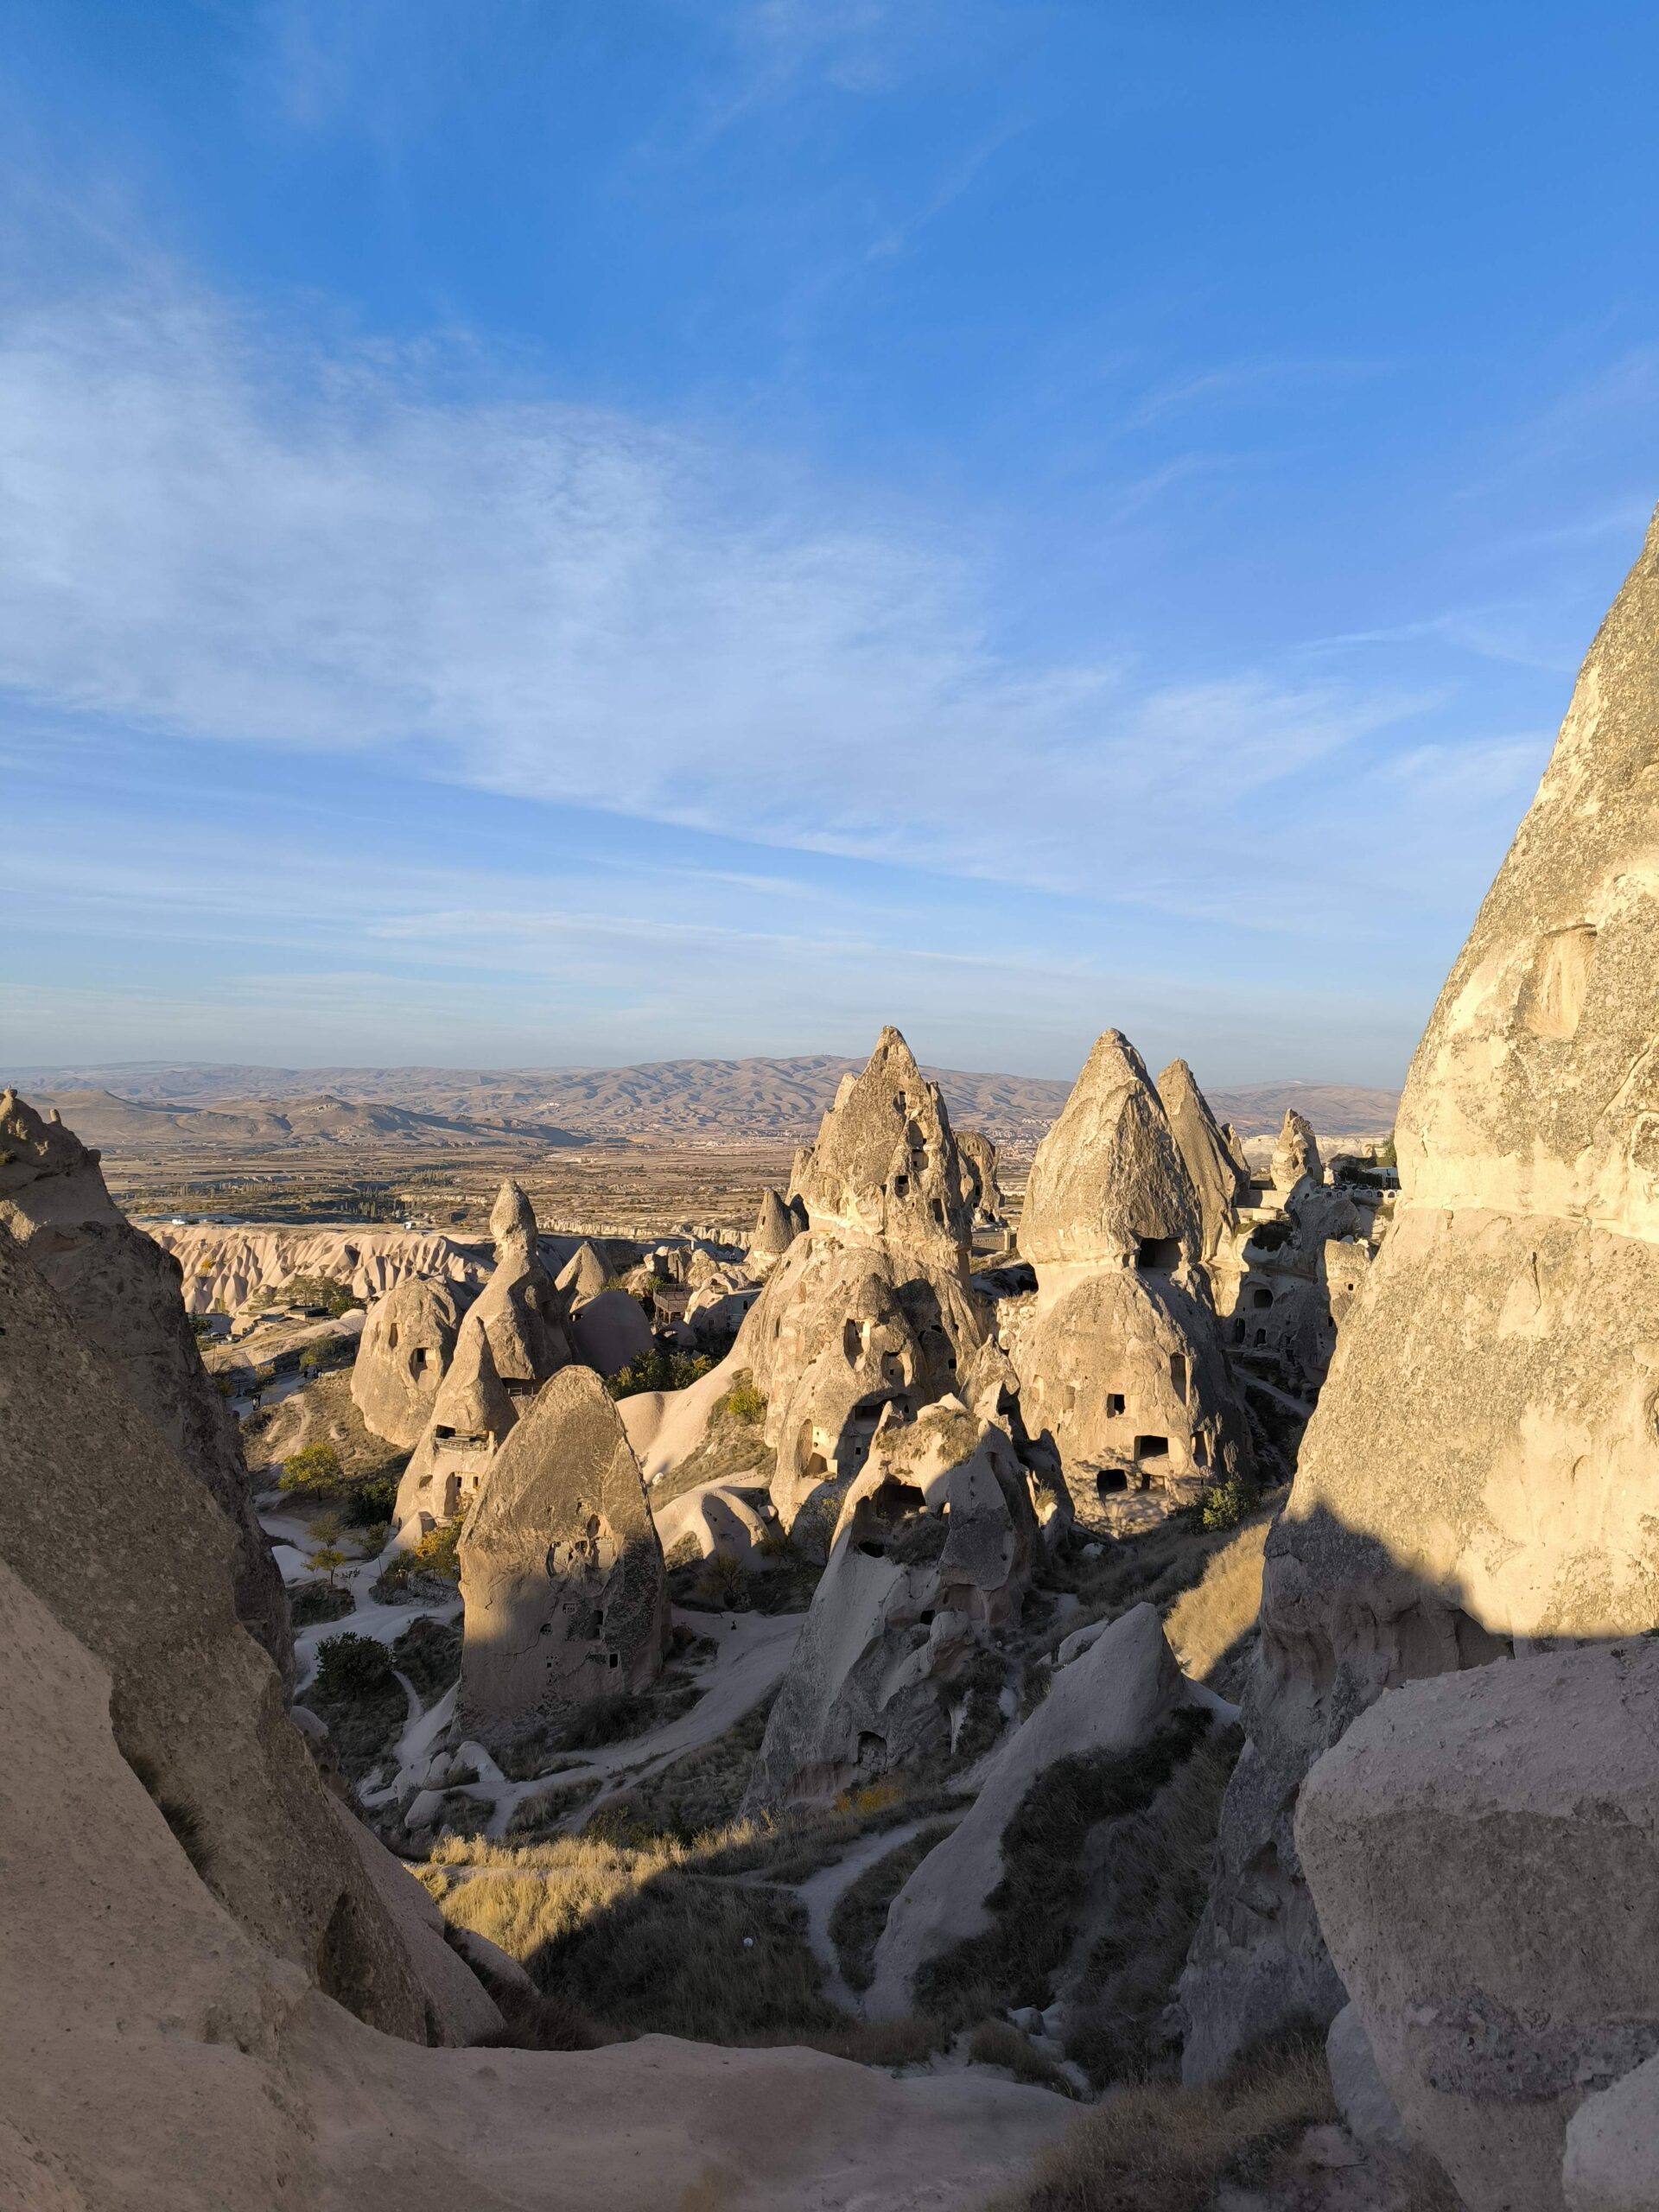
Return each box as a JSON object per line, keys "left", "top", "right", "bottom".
{"left": 0, "top": 262, "right": 1440, "bottom": 909}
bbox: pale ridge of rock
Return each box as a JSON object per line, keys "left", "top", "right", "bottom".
{"left": 750, "top": 1185, "right": 799, "bottom": 1263}
{"left": 790, "top": 1025, "right": 975, "bottom": 1260}
{"left": 1182, "top": 516, "right": 1659, "bottom": 2087}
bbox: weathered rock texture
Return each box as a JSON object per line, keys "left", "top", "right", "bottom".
{"left": 957, "top": 1127, "right": 1006, "bottom": 1227}
{"left": 0, "top": 1089, "right": 290, "bottom": 1676}
{"left": 1270, "top": 1108, "right": 1322, "bottom": 1192}
{"left": 750, "top": 1185, "right": 800, "bottom": 1268}
{"left": 1564, "top": 2050, "right": 1659, "bottom": 2212}
{"left": 1297, "top": 1643, "right": 1659, "bottom": 2212}
{"left": 1008, "top": 1035, "right": 1249, "bottom": 1529}
{"left": 0, "top": 1230, "right": 493, "bottom": 2049}
{"left": 555, "top": 1238, "right": 611, "bottom": 1308}
{"left": 866, "top": 1603, "right": 1194, "bottom": 2018}
{"left": 1157, "top": 1058, "right": 1246, "bottom": 1263}
{"left": 458, "top": 1367, "right": 668, "bottom": 1748}
{"left": 0, "top": 1229, "right": 1081, "bottom": 2211}
{"left": 145, "top": 1220, "right": 491, "bottom": 1316}
{"left": 790, "top": 1025, "right": 975, "bottom": 1262}
{"left": 569, "top": 1286, "right": 656, "bottom": 1376}
{"left": 743, "top": 1400, "right": 1037, "bottom": 1811}
{"left": 393, "top": 1180, "right": 573, "bottom": 1535}
{"left": 732, "top": 1232, "right": 992, "bottom": 1531}
{"left": 1184, "top": 516, "right": 1659, "bottom": 2085}
{"left": 1020, "top": 1033, "right": 1201, "bottom": 1270}
{"left": 352, "top": 1274, "right": 465, "bottom": 1448}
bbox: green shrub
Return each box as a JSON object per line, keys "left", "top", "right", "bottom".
{"left": 342, "top": 1475, "right": 399, "bottom": 1527}
{"left": 721, "top": 1376, "right": 766, "bottom": 1425}
{"left": 606, "top": 1348, "right": 715, "bottom": 1401}
{"left": 375, "top": 1518, "right": 462, "bottom": 1594}
{"left": 278, "top": 1441, "right": 346, "bottom": 1497}
{"left": 697, "top": 1554, "right": 753, "bottom": 1611}
{"left": 1198, "top": 1478, "right": 1257, "bottom": 1534}
{"left": 314, "top": 1631, "right": 394, "bottom": 1700}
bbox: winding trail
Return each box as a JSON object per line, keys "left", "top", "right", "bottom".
{"left": 791, "top": 1816, "right": 962, "bottom": 2013}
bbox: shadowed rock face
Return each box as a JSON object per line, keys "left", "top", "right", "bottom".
{"left": 458, "top": 1367, "right": 667, "bottom": 1748}
{"left": 790, "top": 1026, "right": 975, "bottom": 1262}
{"left": 0, "top": 1088, "right": 291, "bottom": 1681}
{"left": 0, "top": 1230, "right": 491, "bottom": 2046}
{"left": 1020, "top": 1033, "right": 1202, "bottom": 1270}
{"left": 352, "top": 1274, "right": 464, "bottom": 1449}
{"left": 1157, "top": 1059, "right": 1246, "bottom": 1264}
{"left": 1298, "top": 1643, "right": 1659, "bottom": 2212}
{"left": 956, "top": 1128, "right": 1005, "bottom": 1227}
{"left": 1182, "top": 513, "right": 1659, "bottom": 2087}
{"left": 742, "top": 1401, "right": 1037, "bottom": 1812}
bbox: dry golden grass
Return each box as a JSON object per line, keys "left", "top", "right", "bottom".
{"left": 1161, "top": 1516, "right": 1270, "bottom": 1683}
{"left": 987, "top": 2036, "right": 1337, "bottom": 2212}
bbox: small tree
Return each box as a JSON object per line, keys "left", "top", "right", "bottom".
{"left": 278, "top": 1441, "right": 345, "bottom": 1497}
{"left": 309, "top": 1542, "right": 350, "bottom": 1587}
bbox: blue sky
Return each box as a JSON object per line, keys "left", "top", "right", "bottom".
{"left": 3, "top": 1, "right": 1658, "bottom": 1086}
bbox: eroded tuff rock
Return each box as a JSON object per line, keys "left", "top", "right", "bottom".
{"left": 352, "top": 1274, "right": 465, "bottom": 1449}
{"left": 865, "top": 1603, "right": 1197, "bottom": 2018}
{"left": 555, "top": 1238, "right": 611, "bottom": 1308}
{"left": 145, "top": 1221, "right": 490, "bottom": 1318}
{"left": 0, "top": 1089, "right": 289, "bottom": 1676}
{"left": 1183, "top": 514, "right": 1659, "bottom": 2086}
{"left": 730, "top": 1231, "right": 994, "bottom": 1533}
{"left": 0, "top": 1240, "right": 1081, "bottom": 2210}
{"left": 957, "top": 1128, "right": 1006, "bottom": 1229}
{"left": 743, "top": 1400, "right": 1037, "bottom": 1811}
{"left": 1020, "top": 1033, "right": 1202, "bottom": 1269}
{"left": 790, "top": 1026, "right": 975, "bottom": 1261}
{"left": 458, "top": 1367, "right": 668, "bottom": 1750}
{"left": 1270, "top": 1108, "right": 1322, "bottom": 1193}
{"left": 750, "top": 1185, "right": 800, "bottom": 1268}
{"left": 0, "top": 1231, "right": 493, "bottom": 2049}
{"left": 1157, "top": 1058, "right": 1246, "bottom": 1264}
{"left": 569, "top": 1285, "right": 656, "bottom": 1376}
{"left": 393, "top": 1179, "right": 572, "bottom": 1536}
{"left": 1298, "top": 1643, "right": 1659, "bottom": 2212}
{"left": 1008, "top": 1036, "right": 1249, "bottom": 1530}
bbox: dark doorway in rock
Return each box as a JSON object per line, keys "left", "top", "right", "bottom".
{"left": 1135, "top": 1236, "right": 1180, "bottom": 1273}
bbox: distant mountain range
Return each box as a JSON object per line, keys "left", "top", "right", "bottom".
{"left": 10, "top": 1058, "right": 1400, "bottom": 1147}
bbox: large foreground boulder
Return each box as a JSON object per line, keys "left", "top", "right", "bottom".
{"left": 1297, "top": 1641, "right": 1659, "bottom": 2212}
{"left": 1184, "top": 513, "right": 1659, "bottom": 2084}
{"left": 1565, "top": 2052, "right": 1659, "bottom": 2212}
{"left": 0, "top": 1089, "right": 290, "bottom": 1677}
{"left": 0, "top": 1230, "right": 492, "bottom": 2047}
{"left": 866, "top": 1604, "right": 1197, "bottom": 2018}
{"left": 458, "top": 1367, "right": 668, "bottom": 1750}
